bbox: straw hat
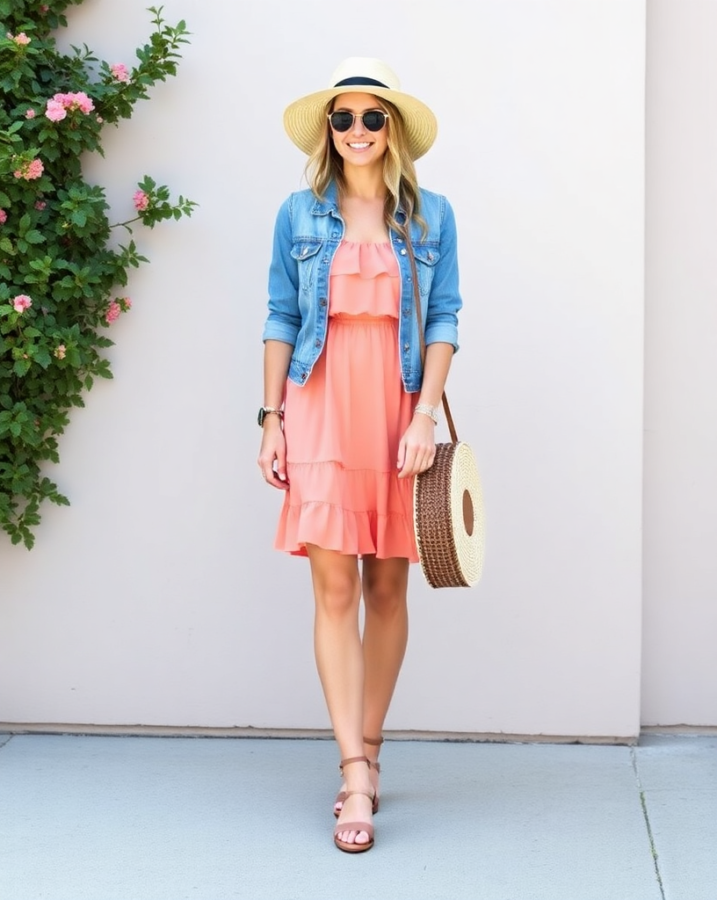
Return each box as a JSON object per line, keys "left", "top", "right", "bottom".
{"left": 283, "top": 57, "right": 438, "bottom": 161}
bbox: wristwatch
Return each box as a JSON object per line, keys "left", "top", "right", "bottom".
{"left": 257, "top": 406, "right": 284, "bottom": 427}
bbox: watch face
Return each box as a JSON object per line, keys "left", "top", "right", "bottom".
{"left": 257, "top": 407, "right": 266, "bottom": 427}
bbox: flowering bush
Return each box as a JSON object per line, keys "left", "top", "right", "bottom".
{"left": 0, "top": 2, "right": 196, "bottom": 548}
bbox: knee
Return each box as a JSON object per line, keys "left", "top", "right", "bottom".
{"left": 363, "top": 574, "right": 407, "bottom": 616}
{"left": 314, "top": 571, "right": 361, "bottom": 618}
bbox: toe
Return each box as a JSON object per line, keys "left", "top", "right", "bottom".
{"left": 337, "top": 829, "right": 369, "bottom": 845}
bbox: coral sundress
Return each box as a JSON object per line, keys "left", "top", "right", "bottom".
{"left": 275, "top": 240, "right": 418, "bottom": 561}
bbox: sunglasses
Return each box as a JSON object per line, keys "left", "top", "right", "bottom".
{"left": 328, "top": 110, "right": 389, "bottom": 133}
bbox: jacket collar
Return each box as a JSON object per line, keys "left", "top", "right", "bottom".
{"left": 310, "top": 180, "right": 408, "bottom": 221}
{"left": 311, "top": 181, "right": 340, "bottom": 216}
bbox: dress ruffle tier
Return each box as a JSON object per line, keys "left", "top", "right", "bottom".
{"left": 275, "top": 241, "right": 418, "bottom": 561}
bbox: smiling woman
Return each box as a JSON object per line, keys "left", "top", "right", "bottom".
{"left": 257, "top": 57, "right": 463, "bottom": 854}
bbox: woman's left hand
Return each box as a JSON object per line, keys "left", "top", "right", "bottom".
{"left": 397, "top": 413, "right": 436, "bottom": 478}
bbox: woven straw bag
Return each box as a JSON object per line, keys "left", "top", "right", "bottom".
{"left": 407, "top": 240, "right": 485, "bottom": 588}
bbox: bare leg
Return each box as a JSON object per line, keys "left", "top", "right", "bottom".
{"left": 361, "top": 555, "right": 410, "bottom": 735}
{"left": 334, "top": 555, "right": 409, "bottom": 809}
{"left": 307, "top": 544, "right": 373, "bottom": 846}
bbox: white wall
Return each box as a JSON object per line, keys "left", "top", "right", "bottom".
{"left": 0, "top": 0, "right": 647, "bottom": 739}
{"left": 642, "top": 0, "right": 717, "bottom": 726}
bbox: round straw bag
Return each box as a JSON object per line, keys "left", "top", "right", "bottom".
{"left": 413, "top": 440, "right": 485, "bottom": 588}
{"left": 405, "top": 234, "right": 485, "bottom": 588}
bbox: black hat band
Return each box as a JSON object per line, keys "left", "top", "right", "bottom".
{"left": 334, "top": 76, "right": 390, "bottom": 89}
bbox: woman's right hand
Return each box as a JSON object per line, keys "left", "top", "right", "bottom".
{"left": 257, "top": 418, "right": 289, "bottom": 490}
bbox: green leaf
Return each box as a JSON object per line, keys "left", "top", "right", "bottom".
{"left": 0, "top": 3, "right": 193, "bottom": 549}
{"left": 13, "top": 358, "right": 31, "bottom": 377}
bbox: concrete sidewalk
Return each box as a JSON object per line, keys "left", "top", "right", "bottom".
{"left": 0, "top": 731, "right": 715, "bottom": 900}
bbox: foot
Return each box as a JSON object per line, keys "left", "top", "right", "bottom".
{"left": 333, "top": 757, "right": 375, "bottom": 851}
{"left": 335, "top": 789, "right": 374, "bottom": 849}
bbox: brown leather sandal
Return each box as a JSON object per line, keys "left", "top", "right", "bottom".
{"left": 334, "top": 739, "right": 383, "bottom": 817}
{"left": 334, "top": 789, "right": 375, "bottom": 852}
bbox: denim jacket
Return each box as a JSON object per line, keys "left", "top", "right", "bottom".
{"left": 262, "top": 181, "right": 462, "bottom": 392}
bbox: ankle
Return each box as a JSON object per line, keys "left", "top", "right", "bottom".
{"left": 339, "top": 757, "right": 372, "bottom": 794}
{"left": 363, "top": 735, "right": 384, "bottom": 766}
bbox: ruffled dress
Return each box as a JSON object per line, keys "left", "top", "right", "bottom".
{"left": 275, "top": 241, "right": 419, "bottom": 561}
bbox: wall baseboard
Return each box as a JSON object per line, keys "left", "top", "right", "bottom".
{"left": 0, "top": 722, "right": 650, "bottom": 745}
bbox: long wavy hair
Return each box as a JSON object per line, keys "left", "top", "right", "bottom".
{"left": 304, "top": 95, "right": 428, "bottom": 240}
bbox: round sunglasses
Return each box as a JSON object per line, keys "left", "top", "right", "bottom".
{"left": 328, "top": 110, "right": 389, "bottom": 133}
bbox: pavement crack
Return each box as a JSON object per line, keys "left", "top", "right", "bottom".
{"left": 631, "top": 746, "right": 666, "bottom": 900}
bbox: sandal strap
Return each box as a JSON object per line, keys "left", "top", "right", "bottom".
{"left": 335, "top": 789, "right": 377, "bottom": 837}
{"left": 338, "top": 755, "right": 370, "bottom": 774}
{"left": 342, "top": 789, "right": 375, "bottom": 802}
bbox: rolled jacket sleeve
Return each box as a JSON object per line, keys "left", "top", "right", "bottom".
{"left": 424, "top": 197, "right": 462, "bottom": 351}
{"left": 262, "top": 197, "right": 301, "bottom": 345}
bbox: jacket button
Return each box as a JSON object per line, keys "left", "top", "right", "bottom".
{"left": 320, "top": 298, "right": 327, "bottom": 306}
{"left": 400, "top": 248, "right": 407, "bottom": 255}
{"left": 315, "top": 339, "right": 321, "bottom": 348}
{"left": 301, "top": 372, "right": 307, "bottom": 381}
{"left": 403, "top": 343, "right": 410, "bottom": 352}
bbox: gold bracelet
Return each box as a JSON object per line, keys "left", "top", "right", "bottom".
{"left": 414, "top": 403, "right": 438, "bottom": 425}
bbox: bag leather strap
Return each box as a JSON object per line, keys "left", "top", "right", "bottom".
{"left": 405, "top": 236, "right": 459, "bottom": 443}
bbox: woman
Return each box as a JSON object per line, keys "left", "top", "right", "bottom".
{"left": 258, "top": 57, "right": 462, "bottom": 853}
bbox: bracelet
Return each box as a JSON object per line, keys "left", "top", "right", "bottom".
{"left": 414, "top": 403, "right": 438, "bottom": 425}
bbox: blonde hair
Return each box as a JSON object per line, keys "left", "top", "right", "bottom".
{"left": 305, "top": 96, "right": 428, "bottom": 240}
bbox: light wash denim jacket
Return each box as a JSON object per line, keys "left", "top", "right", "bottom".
{"left": 262, "top": 181, "right": 462, "bottom": 392}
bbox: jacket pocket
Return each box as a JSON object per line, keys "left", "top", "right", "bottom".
{"left": 412, "top": 245, "right": 441, "bottom": 297}
{"left": 290, "top": 241, "right": 323, "bottom": 292}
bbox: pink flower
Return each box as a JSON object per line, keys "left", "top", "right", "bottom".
{"left": 12, "top": 32, "right": 31, "bottom": 46}
{"left": 105, "top": 301, "right": 121, "bottom": 324}
{"left": 13, "top": 295, "right": 33, "bottom": 313}
{"left": 45, "top": 99, "right": 66, "bottom": 122}
{"left": 47, "top": 91, "right": 95, "bottom": 118}
{"left": 54, "top": 344, "right": 66, "bottom": 360}
{"left": 132, "top": 191, "right": 149, "bottom": 212}
{"left": 110, "top": 63, "right": 130, "bottom": 83}
{"left": 41, "top": 4, "right": 50, "bottom": 11}
{"left": 25, "top": 108, "right": 36, "bottom": 119}
{"left": 35, "top": 200, "right": 47, "bottom": 211}
{"left": 13, "top": 158, "right": 44, "bottom": 180}
{"left": 70, "top": 91, "right": 94, "bottom": 114}
{"left": 0, "top": 209, "right": 6, "bottom": 225}
{"left": 133, "top": 190, "right": 150, "bottom": 212}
